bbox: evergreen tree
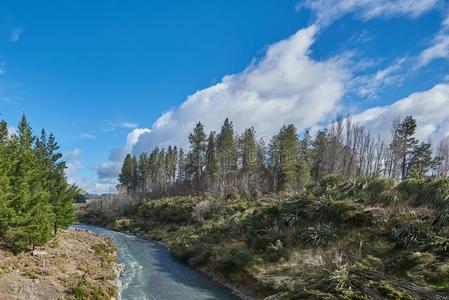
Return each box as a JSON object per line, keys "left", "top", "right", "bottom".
{"left": 278, "top": 124, "right": 298, "bottom": 192}
{"left": 398, "top": 116, "right": 418, "bottom": 180}
{"left": 119, "top": 154, "right": 136, "bottom": 192}
{"left": 188, "top": 122, "right": 207, "bottom": 183}
{"left": 40, "top": 131, "right": 75, "bottom": 235}
{"left": 0, "top": 120, "right": 9, "bottom": 142}
{"left": 177, "top": 148, "right": 185, "bottom": 182}
{"left": 0, "top": 115, "right": 76, "bottom": 250}
{"left": 0, "top": 120, "right": 13, "bottom": 240}
{"left": 298, "top": 130, "right": 312, "bottom": 189}
{"left": 6, "top": 116, "right": 53, "bottom": 251}
{"left": 242, "top": 127, "right": 258, "bottom": 173}
{"left": 268, "top": 134, "right": 281, "bottom": 191}
{"left": 217, "top": 118, "right": 237, "bottom": 175}
{"left": 206, "top": 131, "right": 218, "bottom": 178}
{"left": 138, "top": 153, "right": 150, "bottom": 193}
{"left": 149, "top": 147, "right": 161, "bottom": 187}
{"left": 312, "top": 129, "right": 328, "bottom": 183}
{"left": 408, "top": 142, "right": 439, "bottom": 178}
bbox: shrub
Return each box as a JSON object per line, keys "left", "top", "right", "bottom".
{"left": 305, "top": 223, "right": 339, "bottom": 247}
{"left": 391, "top": 218, "right": 432, "bottom": 249}
{"left": 423, "top": 236, "right": 449, "bottom": 256}
{"left": 432, "top": 208, "right": 449, "bottom": 227}
{"left": 191, "top": 200, "right": 212, "bottom": 223}
{"left": 422, "top": 178, "right": 449, "bottom": 209}
{"left": 320, "top": 174, "right": 344, "bottom": 191}
{"left": 308, "top": 195, "right": 335, "bottom": 219}
{"left": 216, "top": 244, "right": 253, "bottom": 275}
{"left": 263, "top": 240, "right": 289, "bottom": 262}
{"left": 365, "top": 177, "right": 396, "bottom": 196}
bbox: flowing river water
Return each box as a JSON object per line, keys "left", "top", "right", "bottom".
{"left": 72, "top": 224, "right": 241, "bottom": 300}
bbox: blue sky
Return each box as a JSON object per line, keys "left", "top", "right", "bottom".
{"left": 1, "top": 0, "right": 449, "bottom": 193}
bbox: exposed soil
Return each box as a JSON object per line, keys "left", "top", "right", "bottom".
{"left": 0, "top": 229, "right": 119, "bottom": 300}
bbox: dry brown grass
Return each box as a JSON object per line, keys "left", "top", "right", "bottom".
{"left": 0, "top": 229, "right": 118, "bottom": 300}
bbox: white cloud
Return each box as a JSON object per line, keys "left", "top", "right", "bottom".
{"left": 9, "top": 28, "right": 23, "bottom": 42}
{"left": 118, "top": 121, "right": 138, "bottom": 129}
{"left": 63, "top": 147, "right": 118, "bottom": 194}
{"left": 131, "top": 25, "right": 348, "bottom": 154}
{"left": 353, "top": 83, "right": 449, "bottom": 142}
{"left": 96, "top": 128, "right": 150, "bottom": 181}
{"left": 299, "top": 0, "right": 439, "bottom": 26}
{"left": 418, "top": 33, "right": 449, "bottom": 66}
{"left": 80, "top": 133, "right": 96, "bottom": 140}
{"left": 64, "top": 147, "right": 82, "bottom": 161}
{"left": 7, "top": 126, "right": 16, "bottom": 136}
{"left": 353, "top": 57, "right": 408, "bottom": 98}
{"left": 94, "top": 25, "right": 349, "bottom": 191}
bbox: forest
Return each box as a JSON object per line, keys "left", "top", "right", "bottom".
{"left": 0, "top": 115, "right": 77, "bottom": 252}
{"left": 118, "top": 115, "right": 449, "bottom": 199}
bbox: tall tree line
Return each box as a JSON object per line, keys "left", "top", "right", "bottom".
{"left": 0, "top": 115, "right": 77, "bottom": 252}
{"left": 119, "top": 115, "right": 448, "bottom": 198}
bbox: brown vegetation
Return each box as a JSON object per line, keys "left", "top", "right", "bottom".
{"left": 0, "top": 229, "right": 118, "bottom": 300}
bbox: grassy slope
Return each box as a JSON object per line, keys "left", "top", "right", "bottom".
{"left": 80, "top": 176, "right": 449, "bottom": 299}
{"left": 0, "top": 229, "right": 118, "bottom": 300}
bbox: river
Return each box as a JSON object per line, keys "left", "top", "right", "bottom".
{"left": 72, "top": 224, "right": 241, "bottom": 300}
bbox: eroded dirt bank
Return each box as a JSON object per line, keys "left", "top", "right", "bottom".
{"left": 0, "top": 228, "right": 119, "bottom": 300}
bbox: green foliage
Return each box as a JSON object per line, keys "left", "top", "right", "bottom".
{"left": 391, "top": 216, "right": 432, "bottom": 249}
{"left": 205, "top": 131, "right": 218, "bottom": 178}
{"left": 320, "top": 173, "right": 344, "bottom": 191}
{"left": 118, "top": 154, "right": 137, "bottom": 192}
{"left": 423, "top": 236, "right": 449, "bottom": 256}
{"left": 86, "top": 175, "right": 449, "bottom": 299}
{"left": 241, "top": 127, "right": 258, "bottom": 173}
{"left": 305, "top": 222, "right": 339, "bottom": 247}
{"left": 277, "top": 124, "right": 298, "bottom": 192}
{"left": 217, "top": 118, "right": 237, "bottom": 175}
{"left": 0, "top": 115, "right": 76, "bottom": 252}
{"left": 365, "top": 177, "right": 396, "bottom": 199}
{"left": 217, "top": 243, "right": 253, "bottom": 274}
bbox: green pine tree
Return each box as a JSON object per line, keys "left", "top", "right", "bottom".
{"left": 188, "top": 122, "right": 207, "bottom": 183}
{"left": 242, "top": 127, "right": 258, "bottom": 173}
{"left": 217, "top": 118, "right": 237, "bottom": 175}
{"left": 278, "top": 124, "right": 298, "bottom": 192}
{"left": 119, "top": 154, "right": 136, "bottom": 192}
{"left": 206, "top": 131, "right": 218, "bottom": 178}
{"left": 298, "top": 130, "right": 312, "bottom": 189}
{"left": 398, "top": 116, "right": 419, "bottom": 180}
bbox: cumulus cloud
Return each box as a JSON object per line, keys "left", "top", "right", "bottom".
{"left": 353, "top": 83, "right": 449, "bottom": 142}
{"left": 131, "top": 25, "right": 348, "bottom": 154}
{"left": 96, "top": 128, "right": 150, "bottom": 181}
{"left": 94, "top": 25, "right": 349, "bottom": 191}
{"left": 64, "top": 147, "right": 120, "bottom": 194}
{"left": 299, "top": 0, "right": 439, "bottom": 26}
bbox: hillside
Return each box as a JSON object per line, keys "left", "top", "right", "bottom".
{"left": 79, "top": 176, "right": 449, "bottom": 299}
{"left": 0, "top": 229, "right": 119, "bottom": 300}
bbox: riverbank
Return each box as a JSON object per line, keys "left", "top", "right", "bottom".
{"left": 104, "top": 226, "right": 252, "bottom": 300}
{"left": 78, "top": 177, "right": 449, "bottom": 299}
{"left": 0, "top": 229, "right": 119, "bottom": 299}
